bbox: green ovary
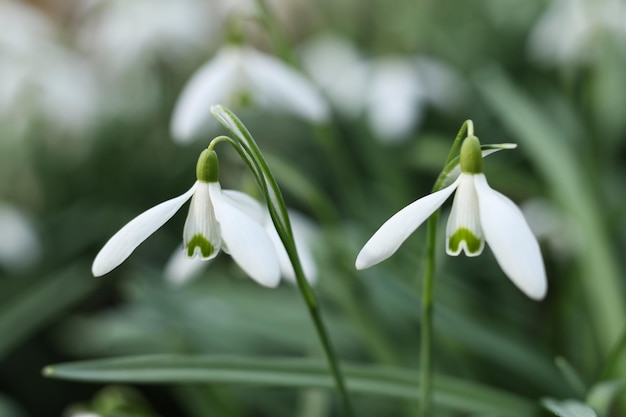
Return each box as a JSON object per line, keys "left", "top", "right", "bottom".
{"left": 448, "top": 227, "right": 482, "bottom": 255}
{"left": 186, "top": 234, "right": 215, "bottom": 258}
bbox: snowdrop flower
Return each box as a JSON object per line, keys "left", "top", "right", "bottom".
{"left": 355, "top": 136, "right": 547, "bottom": 300}
{"left": 92, "top": 149, "right": 281, "bottom": 287}
{"left": 171, "top": 45, "right": 330, "bottom": 143}
{"left": 165, "top": 208, "right": 317, "bottom": 286}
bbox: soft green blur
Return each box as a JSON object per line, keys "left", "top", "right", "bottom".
{"left": 1, "top": 0, "right": 625, "bottom": 416}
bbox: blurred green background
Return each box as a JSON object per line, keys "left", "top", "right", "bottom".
{"left": 1, "top": 0, "right": 625, "bottom": 416}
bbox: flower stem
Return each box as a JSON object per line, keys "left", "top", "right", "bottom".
{"left": 418, "top": 120, "right": 472, "bottom": 417}
{"left": 418, "top": 210, "right": 438, "bottom": 417}
{"left": 211, "top": 106, "right": 355, "bottom": 417}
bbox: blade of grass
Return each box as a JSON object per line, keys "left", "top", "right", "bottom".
{"left": 44, "top": 354, "right": 538, "bottom": 417}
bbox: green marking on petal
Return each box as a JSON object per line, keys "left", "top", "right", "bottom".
{"left": 186, "top": 234, "right": 215, "bottom": 258}
{"left": 448, "top": 227, "right": 483, "bottom": 255}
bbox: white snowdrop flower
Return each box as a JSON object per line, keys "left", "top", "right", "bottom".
{"left": 171, "top": 45, "right": 330, "bottom": 143}
{"left": 356, "top": 136, "right": 547, "bottom": 300}
{"left": 165, "top": 206, "right": 318, "bottom": 286}
{"left": 0, "top": 204, "right": 41, "bottom": 272}
{"left": 528, "top": 0, "right": 626, "bottom": 66}
{"left": 92, "top": 149, "right": 281, "bottom": 287}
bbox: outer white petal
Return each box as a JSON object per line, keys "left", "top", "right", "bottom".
{"left": 222, "top": 189, "right": 266, "bottom": 224}
{"left": 92, "top": 183, "right": 197, "bottom": 277}
{"left": 445, "top": 174, "right": 485, "bottom": 257}
{"left": 244, "top": 47, "right": 330, "bottom": 123}
{"left": 170, "top": 47, "right": 241, "bottom": 143}
{"left": 474, "top": 174, "right": 547, "bottom": 300}
{"left": 210, "top": 183, "right": 281, "bottom": 287}
{"left": 355, "top": 177, "right": 461, "bottom": 270}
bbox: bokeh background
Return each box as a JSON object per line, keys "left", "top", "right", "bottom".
{"left": 1, "top": 0, "right": 625, "bottom": 416}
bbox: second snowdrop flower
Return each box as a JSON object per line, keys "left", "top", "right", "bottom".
{"left": 92, "top": 148, "right": 281, "bottom": 287}
{"left": 356, "top": 135, "right": 547, "bottom": 300}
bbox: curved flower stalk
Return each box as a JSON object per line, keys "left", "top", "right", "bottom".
{"left": 92, "top": 148, "right": 280, "bottom": 287}
{"left": 171, "top": 45, "right": 330, "bottom": 143}
{"left": 165, "top": 206, "right": 318, "bottom": 286}
{"left": 356, "top": 135, "right": 547, "bottom": 300}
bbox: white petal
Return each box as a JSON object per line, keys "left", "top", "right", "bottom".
{"left": 170, "top": 48, "right": 241, "bottom": 142}
{"left": 244, "top": 47, "right": 330, "bottom": 123}
{"left": 222, "top": 189, "right": 266, "bottom": 224}
{"left": 92, "top": 183, "right": 197, "bottom": 277}
{"left": 210, "top": 183, "right": 281, "bottom": 287}
{"left": 445, "top": 174, "right": 485, "bottom": 257}
{"left": 474, "top": 174, "right": 547, "bottom": 300}
{"left": 183, "top": 182, "right": 222, "bottom": 260}
{"left": 355, "top": 177, "right": 460, "bottom": 269}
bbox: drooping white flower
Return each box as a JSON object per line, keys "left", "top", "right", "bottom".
{"left": 171, "top": 45, "right": 330, "bottom": 143}
{"left": 92, "top": 149, "right": 280, "bottom": 287}
{"left": 355, "top": 136, "right": 547, "bottom": 300}
{"left": 165, "top": 205, "right": 318, "bottom": 286}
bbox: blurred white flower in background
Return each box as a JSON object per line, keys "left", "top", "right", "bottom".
{"left": 300, "top": 34, "right": 369, "bottom": 118}
{"left": 165, "top": 209, "right": 318, "bottom": 286}
{"left": 171, "top": 45, "right": 330, "bottom": 143}
{"left": 520, "top": 198, "right": 581, "bottom": 259}
{"left": 0, "top": 204, "right": 41, "bottom": 272}
{"left": 301, "top": 34, "right": 466, "bottom": 143}
{"left": 0, "top": 0, "right": 101, "bottom": 136}
{"left": 528, "top": 0, "right": 626, "bottom": 66}
{"left": 77, "top": 0, "right": 215, "bottom": 75}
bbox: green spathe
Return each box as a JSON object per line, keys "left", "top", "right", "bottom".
{"left": 460, "top": 136, "right": 483, "bottom": 174}
{"left": 196, "top": 149, "right": 219, "bottom": 183}
{"left": 187, "top": 234, "right": 215, "bottom": 258}
{"left": 448, "top": 227, "right": 483, "bottom": 255}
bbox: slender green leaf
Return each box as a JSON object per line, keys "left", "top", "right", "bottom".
{"left": 44, "top": 354, "right": 537, "bottom": 417}
{"left": 542, "top": 398, "right": 597, "bottom": 417}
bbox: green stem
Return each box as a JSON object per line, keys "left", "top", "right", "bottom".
{"left": 417, "top": 120, "right": 472, "bottom": 417}
{"left": 211, "top": 106, "right": 355, "bottom": 416}
{"left": 418, "top": 211, "right": 439, "bottom": 417}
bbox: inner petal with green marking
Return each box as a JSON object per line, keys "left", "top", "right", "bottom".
{"left": 186, "top": 234, "right": 215, "bottom": 258}
{"left": 445, "top": 174, "right": 485, "bottom": 257}
{"left": 447, "top": 227, "right": 484, "bottom": 256}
